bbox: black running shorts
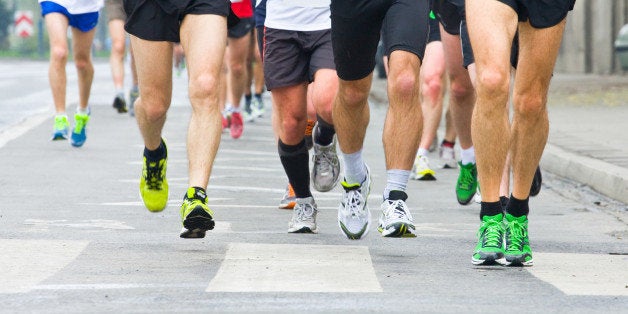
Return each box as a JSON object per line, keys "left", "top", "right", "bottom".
{"left": 263, "top": 28, "right": 335, "bottom": 90}
{"left": 124, "top": 0, "right": 230, "bottom": 42}
{"left": 330, "top": 0, "right": 430, "bottom": 81}
{"left": 428, "top": 13, "right": 441, "bottom": 43}
{"left": 228, "top": 17, "right": 253, "bottom": 39}
{"left": 497, "top": 0, "right": 576, "bottom": 28}
{"left": 432, "top": 0, "right": 464, "bottom": 35}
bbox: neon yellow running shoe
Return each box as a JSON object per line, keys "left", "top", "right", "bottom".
{"left": 180, "top": 187, "right": 215, "bottom": 238}
{"left": 139, "top": 141, "right": 168, "bottom": 212}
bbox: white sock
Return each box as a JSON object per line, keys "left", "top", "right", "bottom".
{"left": 417, "top": 148, "right": 429, "bottom": 157}
{"left": 76, "top": 107, "right": 89, "bottom": 115}
{"left": 461, "top": 146, "right": 475, "bottom": 165}
{"left": 115, "top": 88, "right": 124, "bottom": 98}
{"left": 341, "top": 149, "right": 367, "bottom": 185}
{"left": 384, "top": 169, "right": 410, "bottom": 199}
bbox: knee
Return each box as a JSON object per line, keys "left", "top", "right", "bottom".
{"left": 189, "top": 73, "right": 219, "bottom": 100}
{"left": 139, "top": 92, "right": 169, "bottom": 120}
{"left": 421, "top": 74, "right": 443, "bottom": 104}
{"left": 50, "top": 46, "right": 68, "bottom": 65}
{"left": 514, "top": 93, "right": 546, "bottom": 118}
{"left": 477, "top": 68, "right": 509, "bottom": 100}
{"left": 229, "top": 62, "right": 245, "bottom": 78}
{"left": 111, "top": 40, "right": 125, "bottom": 57}
{"left": 448, "top": 77, "right": 474, "bottom": 102}
{"left": 389, "top": 69, "right": 419, "bottom": 99}
{"left": 74, "top": 57, "right": 92, "bottom": 72}
{"left": 337, "top": 83, "right": 369, "bottom": 108}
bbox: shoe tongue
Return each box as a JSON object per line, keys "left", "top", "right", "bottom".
{"left": 387, "top": 190, "right": 408, "bottom": 201}
{"left": 187, "top": 187, "right": 207, "bottom": 200}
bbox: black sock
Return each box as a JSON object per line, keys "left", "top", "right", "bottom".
{"left": 278, "top": 139, "right": 311, "bottom": 198}
{"left": 506, "top": 195, "right": 529, "bottom": 217}
{"left": 314, "top": 114, "right": 335, "bottom": 146}
{"left": 480, "top": 201, "right": 503, "bottom": 220}
{"left": 144, "top": 139, "right": 166, "bottom": 162}
{"left": 254, "top": 93, "right": 262, "bottom": 99}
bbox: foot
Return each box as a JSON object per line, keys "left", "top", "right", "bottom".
{"left": 378, "top": 191, "right": 416, "bottom": 237}
{"left": 411, "top": 155, "right": 436, "bottom": 181}
{"left": 471, "top": 213, "right": 505, "bottom": 265}
{"left": 311, "top": 123, "right": 340, "bottom": 192}
{"left": 112, "top": 95, "right": 128, "bottom": 113}
{"left": 456, "top": 162, "right": 478, "bottom": 205}
{"left": 288, "top": 197, "right": 318, "bottom": 233}
{"left": 139, "top": 140, "right": 169, "bottom": 212}
{"left": 180, "top": 187, "right": 215, "bottom": 238}
{"left": 337, "top": 165, "right": 371, "bottom": 240}
{"left": 70, "top": 113, "right": 90, "bottom": 147}
{"left": 530, "top": 166, "right": 542, "bottom": 196}
{"left": 503, "top": 213, "right": 533, "bottom": 266}
{"left": 51, "top": 115, "right": 69, "bottom": 141}
{"left": 278, "top": 183, "right": 296, "bottom": 210}
{"left": 439, "top": 143, "right": 457, "bottom": 169}
{"left": 230, "top": 112, "right": 243, "bottom": 139}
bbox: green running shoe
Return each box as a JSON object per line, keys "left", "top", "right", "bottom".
{"left": 139, "top": 142, "right": 168, "bottom": 212}
{"left": 51, "top": 115, "right": 70, "bottom": 140}
{"left": 504, "top": 213, "right": 533, "bottom": 266}
{"left": 456, "top": 162, "right": 478, "bottom": 205}
{"left": 70, "top": 113, "right": 90, "bottom": 147}
{"left": 471, "top": 213, "right": 505, "bottom": 265}
{"left": 180, "top": 187, "right": 215, "bottom": 239}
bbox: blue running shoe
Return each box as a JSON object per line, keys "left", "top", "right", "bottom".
{"left": 51, "top": 115, "right": 69, "bottom": 140}
{"left": 70, "top": 113, "right": 89, "bottom": 147}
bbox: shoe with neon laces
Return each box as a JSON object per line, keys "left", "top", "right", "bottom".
{"left": 180, "top": 187, "right": 215, "bottom": 238}
{"left": 456, "top": 162, "right": 478, "bottom": 205}
{"left": 139, "top": 140, "right": 168, "bottom": 212}
{"left": 471, "top": 213, "right": 505, "bottom": 265}
{"left": 288, "top": 197, "right": 318, "bottom": 233}
{"left": 278, "top": 183, "right": 296, "bottom": 209}
{"left": 304, "top": 119, "right": 315, "bottom": 150}
{"left": 411, "top": 155, "right": 436, "bottom": 181}
{"left": 311, "top": 123, "right": 340, "bottom": 192}
{"left": 70, "top": 113, "right": 90, "bottom": 147}
{"left": 230, "top": 111, "right": 243, "bottom": 139}
{"left": 129, "top": 88, "right": 139, "bottom": 117}
{"left": 51, "top": 115, "right": 70, "bottom": 140}
{"left": 378, "top": 191, "right": 416, "bottom": 237}
{"left": 112, "top": 95, "right": 128, "bottom": 113}
{"left": 439, "top": 143, "right": 457, "bottom": 169}
{"left": 503, "top": 213, "right": 533, "bottom": 266}
{"left": 337, "top": 165, "right": 371, "bottom": 239}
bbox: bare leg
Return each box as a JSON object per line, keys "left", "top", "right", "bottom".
{"left": 71, "top": 27, "right": 96, "bottom": 111}
{"left": 108, "top": 19, "right": 126, "bottom": 92}
{"left": 418, "top": 41, "right": 445, "bottom": 151}
{"left": 333, "top": 76, "right": 372, "bottom": 155}
{"left": 227, "top": 33, "right": 251, "bottom": 110}
{"left": 44, "top": 13, "right": 69, "bottom": 114}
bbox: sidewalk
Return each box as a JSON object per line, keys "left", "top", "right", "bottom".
{"left": 370, "top": 73, "right": 628, "bottom": 205}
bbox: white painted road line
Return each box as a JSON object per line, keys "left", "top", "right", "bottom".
{"left": 206, "top": 243, "right": 383, "bottom": 293}
{"left": 0, "top": 239, "right": 89, "bottom": 293}
{"left": 23, "top": 219, "right": 134, "bottom": 230}
{"left": 527, "top": 253, "right": 628, "bottom": 296}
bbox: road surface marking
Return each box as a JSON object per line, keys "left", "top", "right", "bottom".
{"left": 0, "top": 239, "right": 88, "bottom": 293}
{"left": 206, "top": 243, "right": 382, "bottom": 293}
{"left": 528, "top": 252, "right": 628, "bottom": 296}
{"left": 23, "top": 219, "right": 134, "bottom": 230}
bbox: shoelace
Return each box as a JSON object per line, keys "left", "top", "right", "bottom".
{"left": 506, "top": 219, "right": 525, "bottom": 251}
{"left": 384, "top": 200, "right": 413, "bottom": 221}
{"left": 314, "top": 147, "right": 336, "bottom": 174}
{"left": 480, "top": 220, "right": 503, "bottom": 248}
{"left": 145, "top": 162, "right": 164, "bottom": 190}
{"left": 458, "top": 166, "right": 475, "bottom": 189}
{"left": 296, "top": 203, "right": 315, "bottom": 222}
{"left": 344, "top": 188, "right": 365, "bottom": 217}
{"left": 74, "top": 116, "right": 87, "bottom": 133}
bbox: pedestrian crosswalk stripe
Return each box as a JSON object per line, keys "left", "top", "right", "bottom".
{"left": 527, "top": 253, "right": 628, "bottom": 296}
{"left": 206, "top": 243, "right": 383, "bottom": 293}
{"left": 0, "top": 239, "right": 88, "bottom": 293}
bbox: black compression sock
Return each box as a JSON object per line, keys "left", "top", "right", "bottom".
{"left": 480, "top": 201, "right": 503, "bottom": 219}
{"left": 144, "top": 139, "right": 166, "bottom": 162}
{"left": 506, "top": 195, "right": 529, "bottom": 217}
{"left": 314, "top": 114, "right": 335, "bottom": 146}
{"left": 278, "top": 139, "right": 312, "bottom": 198}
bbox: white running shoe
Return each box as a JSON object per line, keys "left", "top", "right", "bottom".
{"left": 378, "top": 191, "right": 416, "bottom": 237}
{"left": 337, "top": 164, "right": 371, "bottom": 239}
{"left": 288, "top": 197, "right": 318, "bottom": 233}
{"left": 411, "top": 155, "right": 436, "bottom": 181}
{"left": 439, "top": 143, "right": 458, "bottom": 169}
{"left": 312, "top": 123, "right": 341, "bottom": 192}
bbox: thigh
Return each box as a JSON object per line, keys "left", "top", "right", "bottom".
{"left": 307, "top": 30, "right": 336, "bottom": 82}
{"left": 382, "top": 0, "right": 430, "bottom": 61}
{"left": 263, "top": 28, "right": 308, "bottom": 90}
{"left": 330, "top": 0, "right": 386, "bottom": 81}
{"left": 71, "top": 27, "right": 96, "bottom": 59}
{"left": 131, "top": 36, "right": 173, "bottom": 104}
{"left": 43, "top": 13, "right": 70, "bottom": 50}
{"left": 180, "top": 14, "right": 228, "bottom": 85}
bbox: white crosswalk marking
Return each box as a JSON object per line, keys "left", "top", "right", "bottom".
{"left": 527, "top": 253, "right": 628, "bottom": 296}
{"left": 206, "top": 243, "right": 382, "bottom": 293}
{"left": 0, "top": 239, "right": 89, "bottom": 293}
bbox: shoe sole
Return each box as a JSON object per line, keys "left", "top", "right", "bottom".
{"left": 288, "top": 226, "right": 317, "bottom": 234}
{"left": 278, "top": 201, "right": 296, "bottom": 210}
{"left": 503, "top": 254, "right": 533, "bottom": 266}
{"left": 181, "top": 207, "right": 215, "bottom": 239}
{"left": 530, "top": 167, "right": 542, "bottom": 196}
{"left": 339, "top": 220, "right": 369, "bottom": 240}
{"left": 51, "top": 134, "right": 68, "bottom": 141}
{"left": 414, "top": 173, "right": 436, "bottom": 181}
{"left": 378, "top": 222, "right": 416, "bottom": 238}
{"left": 471, "top": 253, "right": 506, "bottom": 265}
{"left": 457, "top": 194, "right": 476, "bottom": 205}
{"left": 113, "top": 99, "right": 128, "bottom": 113}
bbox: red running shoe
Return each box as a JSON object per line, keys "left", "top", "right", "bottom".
{"left": 230, "top": 112, "right": 243, "bottom": 139}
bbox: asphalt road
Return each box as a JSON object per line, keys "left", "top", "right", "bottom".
{"left": 0, "top": 60, "right": 626, "bottom": 312}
